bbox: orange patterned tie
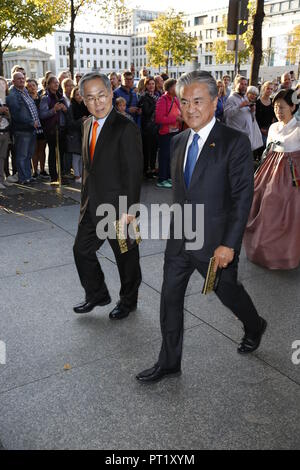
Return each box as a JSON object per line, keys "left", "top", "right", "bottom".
{"left": 89, "top": 121, "right": 99, "bottom": 162}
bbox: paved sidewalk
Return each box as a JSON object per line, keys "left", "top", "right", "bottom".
{"left": 0, "top": 181, "right": 299, "bottom": 450}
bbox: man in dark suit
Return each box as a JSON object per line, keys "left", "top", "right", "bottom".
{"left": 73, "top": 72, "right": 143, "bottom": 319}
{"left": 136, "top": 71, "right": 267, "bottom": 383}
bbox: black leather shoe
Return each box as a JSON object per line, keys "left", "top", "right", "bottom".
{"left": 237, "top": 317, "right": 267, "bottom": 354}
{"left": 109, "top": 301, "right": 137, "bottom": 320}
{"left": 136, "top": 364, "right": 181, "bottom": 383}
{"left": 73, "top": 294, "right": 111, "bottom": 314}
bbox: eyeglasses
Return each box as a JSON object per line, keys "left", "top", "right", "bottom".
{"left": 85, "top": 94, "right": 110, "bottom": 104}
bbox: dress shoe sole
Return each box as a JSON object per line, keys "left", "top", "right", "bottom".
{"left": 237, "top": 319, "right": 267, "bottom": 354}
{"left": 136, "top": 370, "right": 182, "bottom": 384}
{"left": 73, "top": 297, "right": 111, "bottom": 314}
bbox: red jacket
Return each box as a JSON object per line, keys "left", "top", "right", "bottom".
{"left": 155, "top": 92, "right": 181, "bottom": 135}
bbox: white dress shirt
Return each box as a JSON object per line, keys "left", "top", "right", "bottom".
{"left": 89, "top": 107, "right": 113, "bottom": 146}
{"left": 183, "top": 117, "right": 216, "bottom": 170}
{"left": 267, "top": 117, "right": 300, "bottom": 153}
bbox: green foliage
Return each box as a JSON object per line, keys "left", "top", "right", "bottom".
{"left": 0, "top": 0, "right": 66, "bottom": 52}
{"left": 146, "top": 10, "right": 197, "bottom": 72}
{"left": 286, "top": 25, "right": 300, "bottom": 65}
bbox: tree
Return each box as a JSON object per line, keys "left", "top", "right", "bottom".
{"left": 212, "top": 7, "right": 253, "bottom": 72}
{"left": 0, "top": 0, "right": 65, "bottom": 76}
{"left": 145, "top": 11, "right": 197, "bottom": 75}
{"left": 286, "top": 24, "right": 300, "bottom": 77}
{"left": 35, "top": 0, "right": 126, "bottom": 78}
{"left": 249, "top": 0, "right": 265, "bottom": 86}
{"left": 213, "top": 0, "right": 266, "bottom": 83}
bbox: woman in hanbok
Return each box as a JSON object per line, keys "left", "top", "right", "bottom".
{"left": 244, "top": 89, "right": 300, "bottom": 270}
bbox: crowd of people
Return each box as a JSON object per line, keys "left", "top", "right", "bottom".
{"left": 0, "top": 65, "right": 299, "bottom": 271}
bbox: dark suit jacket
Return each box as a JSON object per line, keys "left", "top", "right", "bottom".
{"left": 166, "top": 121, "right": 254, "bottom": 261}
{"left": 79, "top": 108, "right": 143, "bottom": 227}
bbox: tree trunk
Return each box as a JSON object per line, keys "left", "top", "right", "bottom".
{"left": 249, "top": 0, "right": 265, "bottom": 86}
{"left": 69, "top": 0, "right": 76, "bottom": 79}
{"left": 0, "top": 47, "right": 4, "bottom": 77}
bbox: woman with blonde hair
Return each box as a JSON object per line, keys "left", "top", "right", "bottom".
{"left": 215, "top": 80, "right": 227, "bottom": 121}
{"left": 256, "top": 81, "right": 276, "bottom": 149}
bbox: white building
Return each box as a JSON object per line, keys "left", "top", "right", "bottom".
{"left": 114, "top": 9, "right": 160, "bottom": 35}
{"left": 17, "top": 2, "right": 300, "bottom": 82}
{"left": 3, "top": 48, "right": 51, "bottom": 79}
{"left": 31, "top": 30, "right": 132, "bottom": 76}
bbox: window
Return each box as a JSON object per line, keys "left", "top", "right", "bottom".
{"left": 211, "top": 16, "right": 214, "bottom": 23}
{"left": 124, "top": 61, "right": 128, "bottom": 69}
{"left": 87, "top": 60, "right": 91, "bottom": 68}
{"left": 124, "top": 50, "right": 127, "bottom": 56}
{"left": 106, "top": 39, "right": 109, "bottom": 44}
{"left": 112, "top": 49, "right": 115, "bottom": 56}
{"left": 136, "top": 48, "right": 138, "bottom": 56}
{"left": 206, "top": 29, "right": 213, "bottom": 39}
{"left": 99, "top": 49, "right": 103, "bottom": 55}
{"left": 59, "top": 45, "right": 62, "bottom": 55}
{"left": 124, "top": 40, "right": 127, "bottom": 45}
{"left": 112, "top": 40, "right": 115, "bottom": 44}
{"left": 119, "top": 61, "right": 122, "bottom": 69}
{"left": 79, "top": 37, "right": 83, "bottom": 42}
{"left": 106, "top": 60, "right": 110, "bottom": 68}
{"left": 93, "top": 48, "right": 97, "bottom": 55}
{"left": 86, "top": 48, "right": 90, "bottom": 54}
{"left": 80, "top": 60, "right": 84, "bottom": 68}
{"left": 106, "top": 49, "right": 109, "bottom": 55}
{"left": 58, "top": 36, "right": 62, "bottom": 41}
{"left": 144, "top": 58, "right": 146, "bottom": 66}
{"left": 93, "top": 38, "right": 96, "bottom": 43}
{"left": 215, "top": 16, "right": 218, "bottom": 22}
{"left": 73, "top": 59, "right": 77, "bottom": 68}
{"left": 118, "top": 40, "right": 121, "bottom": 44}
{"left": 93, "top": 60, "right": 97, "bottom": 68}
{"left": 86, "top": 38, "right": 90, "bottom": 43}
{"left": 118, "top": 49, "right": 122, "bottom": 56}
{"left": 65, "top": 37, "right": 69, "bottom": 42}
{"left": 60, "top": 58, "right": 63, "bottom": 67}
{"left": 80, "top": 48, "right": 83, "bottom": 55}
{"left": 100, "top": 60, "right": 103, "bottom": 68}
{"left": 112, "top": 61, "right": 116, "bottom": 68}
{"left": 140, "top": 48, "right": 143, "bottom": 55}
{"left": 99, "top": 39, "right": 103, "bottom": 43}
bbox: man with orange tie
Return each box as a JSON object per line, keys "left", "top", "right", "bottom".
{"left": 73, "top": 72, "right": 143, "bottom": 319}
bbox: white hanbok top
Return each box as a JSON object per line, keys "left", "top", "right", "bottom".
{"left": 267, "top": 117, "right": 300, "bottom": 152}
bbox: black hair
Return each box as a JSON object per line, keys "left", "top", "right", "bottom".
{"left": 273, "top": 89, "right": 299, "bottom": 115}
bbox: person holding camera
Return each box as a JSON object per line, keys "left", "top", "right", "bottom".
{"left": 39, "top": 76, "right": 68, "bottom": 183}
{"left": 224, "top": 76, "right": 262, "bottom": 152}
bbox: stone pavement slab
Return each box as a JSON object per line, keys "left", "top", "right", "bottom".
{"left": 0, "top": 258, "right": 202, "bottom": 393}
{"left": 0, "top": 325, "right": 299, "bottom": 450}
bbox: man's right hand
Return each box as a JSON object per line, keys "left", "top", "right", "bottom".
{"left": 240, "top": 99, "right": 250, "bottom": 108}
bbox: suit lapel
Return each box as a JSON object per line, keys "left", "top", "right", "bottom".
{"left": 188, "top": 122, "right": 220, "bottom": 190}
{"left": 176, "top": 130, "right": 191, "bottom": 192}
{"left": 83, "top": 117, "right": 93, "bottom": 170}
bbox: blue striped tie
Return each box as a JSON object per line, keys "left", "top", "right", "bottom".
{"left": 184, "top": 134, "right": 200, "bottom": 188}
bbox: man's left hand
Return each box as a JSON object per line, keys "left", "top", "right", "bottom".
{"left": 213, "top": 245, "right": 235, "bottom": 272}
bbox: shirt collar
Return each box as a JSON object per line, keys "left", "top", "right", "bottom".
{"left": 190, "top": 116, "right": 216, "bottom": 143}
{"left": 92, "top": 107, "right": 113, "bottom": 125}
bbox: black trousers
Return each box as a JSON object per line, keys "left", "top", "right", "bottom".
{"left": 73, "top": 206, "right": 142, "bottom": 307}
{"left": 142, "top": 129, "right": 158, "bottom": 174}
{"left": 46, "top": 130, "right": 66, "bottom": 181}
{"left": 158, "top": 248, "right": 261, "bottom": 370}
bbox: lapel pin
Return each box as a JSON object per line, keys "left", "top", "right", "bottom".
{"left": 209, "top": 142, "right": 216, "bottom": 148}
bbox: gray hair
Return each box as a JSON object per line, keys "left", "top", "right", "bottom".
{"left": 247, "top": 85, "right": 259, "bottom": 96}
{"left": 79, "top": 72, "right": 111, "bottom": 97}
{"left": 176, "top": 71, "right": 218, "bottom": 100}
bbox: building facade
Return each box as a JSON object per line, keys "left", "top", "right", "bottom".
{"left": 13, "top": 1, "right": 300, "bottom": 82}
{"left": 3, "top": 48, "right": 51, "bottom": 79}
